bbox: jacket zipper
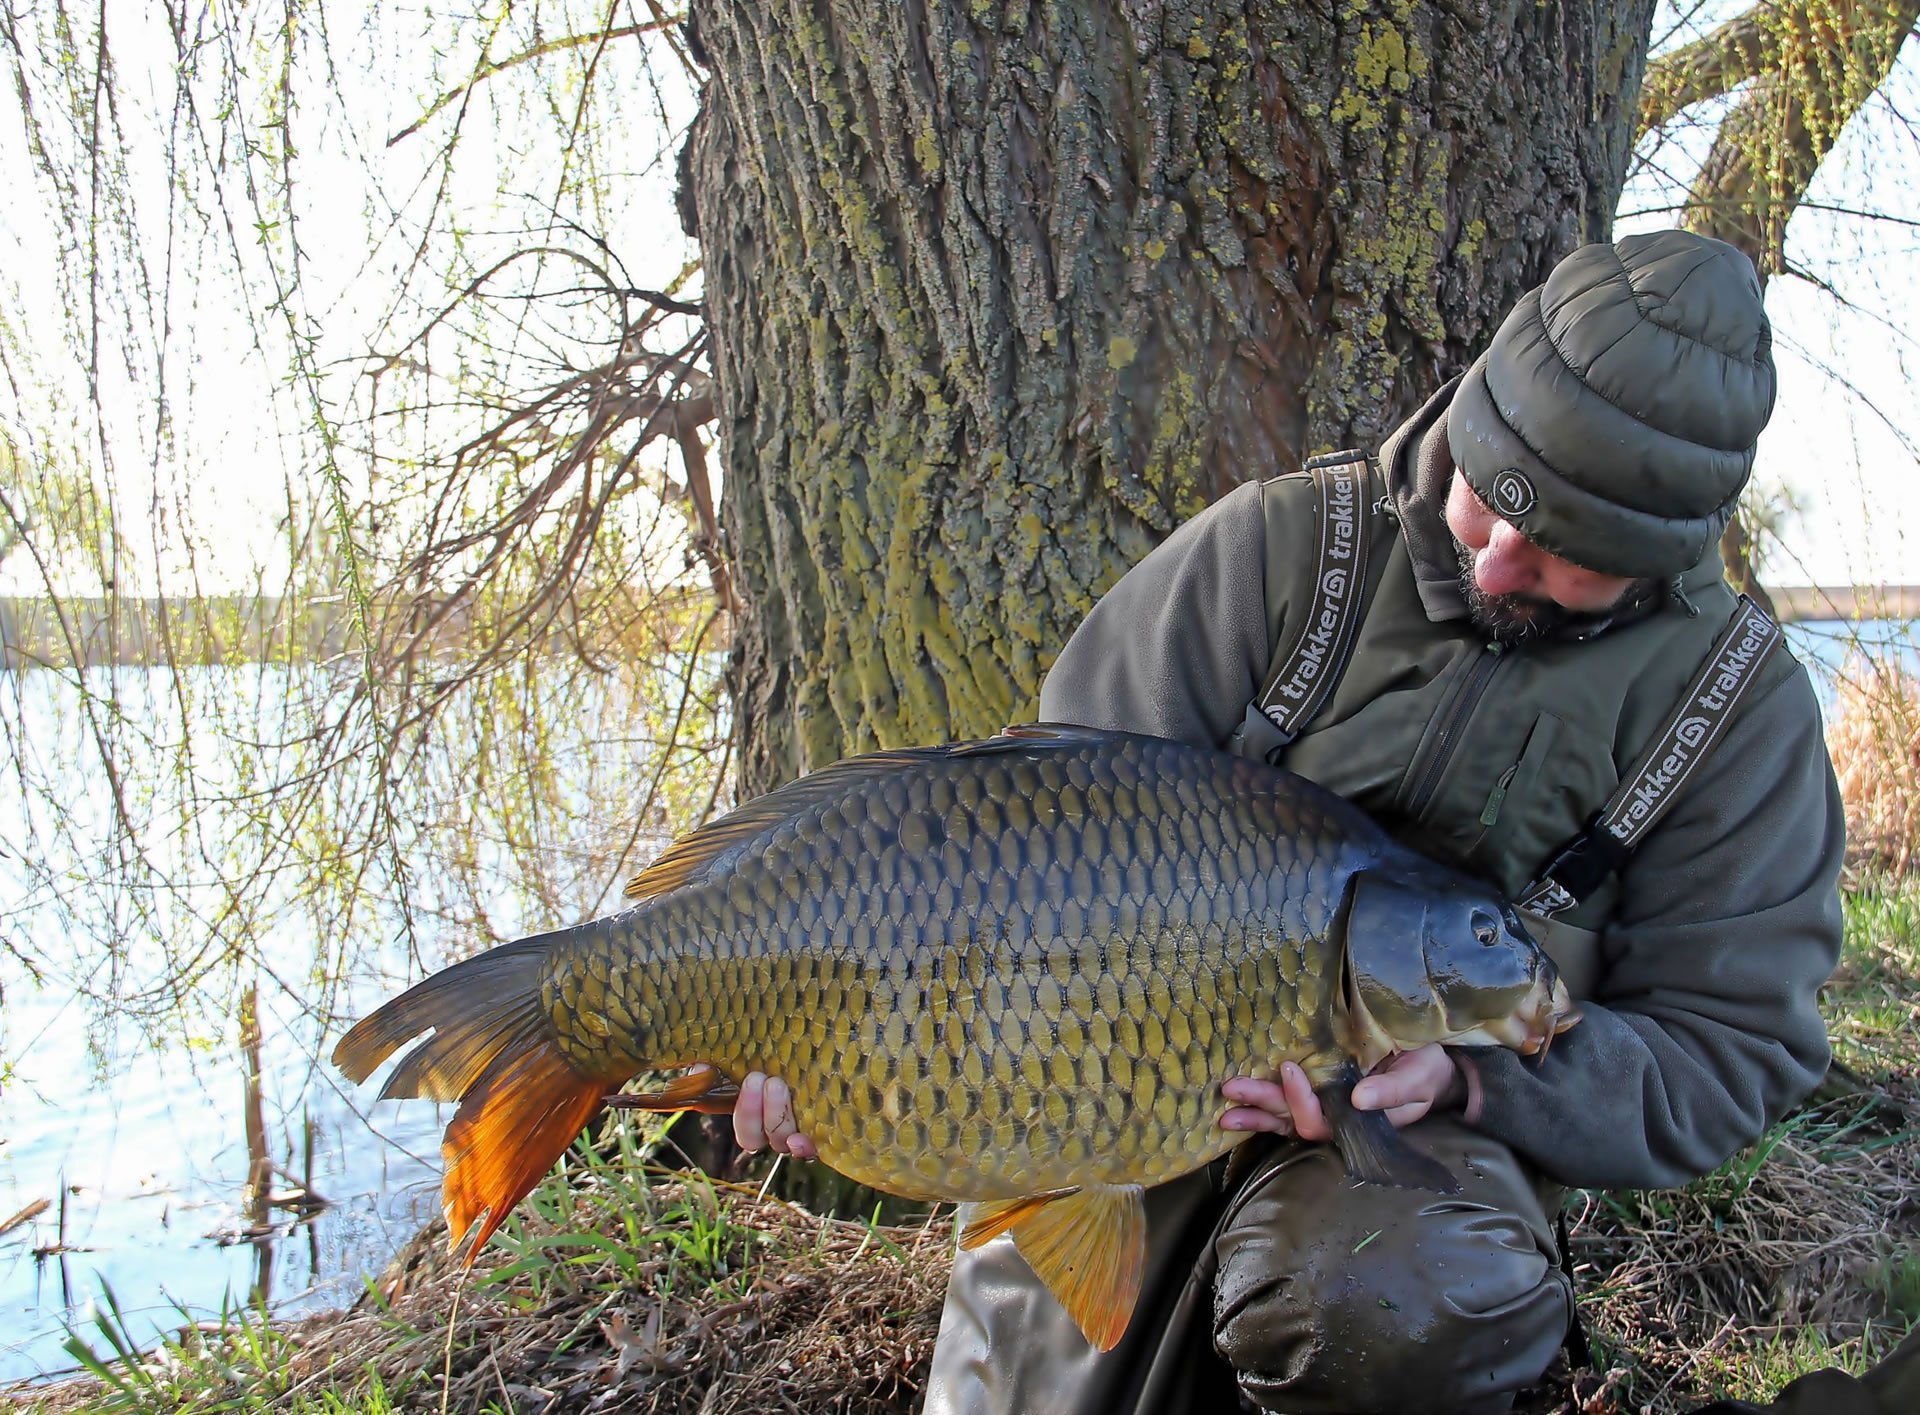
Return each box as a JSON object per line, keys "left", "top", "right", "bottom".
{"left": 1402, "top": 642, "right": 1505, "bottom": 821}
{"left": 1479, "top": 762, "right": 1520, "bottom": 827}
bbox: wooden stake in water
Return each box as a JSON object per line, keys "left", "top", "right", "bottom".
{"left": 240, "top": 984, "right": 273, "bottom": 1304}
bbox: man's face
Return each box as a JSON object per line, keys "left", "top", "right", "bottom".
{"left": 1443, "top": 470, "right": 1643, "bottom": 646}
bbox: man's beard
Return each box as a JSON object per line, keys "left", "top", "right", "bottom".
{"left": 1454, "top": 543, "right": 1635, "bottom": 648}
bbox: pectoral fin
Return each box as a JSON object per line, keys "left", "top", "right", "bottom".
{"left": 604, "top": 1065, "right": 741, "bottom": 1115}
{"left": 957, "top": 1191, "right": 1076, "bottom": 1250}
{"left": 1317, "top": 1059, "right": 1461, "bottom": 1194}
{"left": 959, "top": 1184, "right": 1147, "bottom": 1352}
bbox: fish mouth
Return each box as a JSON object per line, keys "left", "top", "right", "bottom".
{"left": 1338, "top": 938, "right": 1584, "bottom": 1063}
{"left": 1517, "top": 974, "right": 1582, "bottom": 1058}
{"left": 1448, "top": 973, "right": 1581, "bottom": 1056}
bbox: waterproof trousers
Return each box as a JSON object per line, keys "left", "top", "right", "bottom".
{"left": 922, "top": 1116, "right": 1574, "bottom": 1415}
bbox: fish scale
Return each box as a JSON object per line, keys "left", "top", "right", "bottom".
{"left": 336, "top": 725, "right": 1576, "bottom": 1353}
{"left": 538, "top": 733, "right": 1335, "bottom": 1202}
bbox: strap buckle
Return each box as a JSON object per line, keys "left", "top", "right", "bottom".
{"left": 1519, "top": 816, "right": 1632, "bottom": 916}
{"left": 1517, "top": 877, "right": 1577, "bottom": 917}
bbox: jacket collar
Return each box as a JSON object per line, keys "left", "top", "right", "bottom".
{"left": 1380, "top": 376, "right": 1471, "bottom": 622}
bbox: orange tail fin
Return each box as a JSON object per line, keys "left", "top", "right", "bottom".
{"left": 332, "top": 938, "right": 613, "bottom": 1258}
{"left": 439, "top": 1040, "right": 607, "bottom": 1255}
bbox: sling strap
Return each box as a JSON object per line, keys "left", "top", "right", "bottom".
{"left": 1251, "top": 450, "right": 1374, "bottom": 745}
{"left": 1244, "top": 466, "right": 1785, "bottom": 919}
{"left": 1517, "top": 596, "right": 1784, "bottom": 916}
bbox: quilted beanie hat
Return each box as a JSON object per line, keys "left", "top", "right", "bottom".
{"left": 1446, "top": 230, "right": 1776, "bottom": 579}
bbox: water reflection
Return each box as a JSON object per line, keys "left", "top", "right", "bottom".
{"left": 1, "top": 658, "right": 721, "bottom": 1383}
{"left": 0, "top": 942, "right": 450, "bottom": 1382}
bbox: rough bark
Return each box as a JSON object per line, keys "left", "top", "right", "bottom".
{"left": 684, "top": 0, "right": 1659, "bottom": 793}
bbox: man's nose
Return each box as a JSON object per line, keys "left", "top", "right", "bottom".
{"left": 1472, "top": 521, "right": 1540, "bottom": 596}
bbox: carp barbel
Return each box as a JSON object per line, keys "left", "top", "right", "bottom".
{"left": 336, "top": 726, "right": 1578, "bottom": 1349}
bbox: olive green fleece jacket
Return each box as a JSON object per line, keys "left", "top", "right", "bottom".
{"left": 1037, "top": 443, "right": 1845, "bottom": 1192}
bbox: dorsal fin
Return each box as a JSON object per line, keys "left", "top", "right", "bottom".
{"left": 979, "top": 722, "right": 1122, "bottom": 749}
{"left": 620, "top": 727, "right": 1137, "bottom": 901}
{"left": 621, "top": 745, "right": 950, "bottom": 900}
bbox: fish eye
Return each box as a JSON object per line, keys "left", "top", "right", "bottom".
{"left": 1471, "top": 909, "right": 1499, "bottom": 946}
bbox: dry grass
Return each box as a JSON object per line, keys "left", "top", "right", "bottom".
{"left": 17, "top": 1146, "right": 952, "bottom": 1414}
{"left": 309, "top": 1187, "right": 949, "bottom": 1415}
{"left": 1514, "top": 878, "right": 1920, "bottom": 1414}
{"left": 1532, "top": 1086, "right": 1920, "bottom": 1413}
{"left": 1826, "top": 656, "right": 1920, "bottom": 875}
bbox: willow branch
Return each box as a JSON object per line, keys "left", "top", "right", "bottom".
{"left": 387, "top": 17, "right": 684, "bottom": 148}
{"left": 1638, "top": 7, "right": 1774, "bottom": 136}
{"left": 1679, "top": 0, "right": 1920, "bottom": 610}
{"left": 1682, "top": 0, "right": 1920, "bottom": 277}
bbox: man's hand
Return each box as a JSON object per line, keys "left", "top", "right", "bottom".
{"left": 1220, "top": 1044, "right": 1466, "bottom": 1140}
{"left": 732, "top": 1071, "right": 817, "bottom": 1159}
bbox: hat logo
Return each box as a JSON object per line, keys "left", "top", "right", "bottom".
{"left": 1491, "top": 469, "right": 1537, "bottom": 517}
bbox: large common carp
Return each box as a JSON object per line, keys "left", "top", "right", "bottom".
{"left": 336, "top": 726, "right": 1577, "bottom": 1349}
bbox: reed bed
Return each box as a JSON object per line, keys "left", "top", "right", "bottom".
{"left": 1827, "top": 657, "right": 1920, "bottom": 876}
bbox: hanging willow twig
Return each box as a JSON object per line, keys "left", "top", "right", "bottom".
{"left": 0, "top": 0, "right": 733, "bottom": 1063}
{"left": 1640, "top": 0, "right": 1920, "bottom": 276}
{"left": 387, "top": 17, "right": 686, "bottom": 147}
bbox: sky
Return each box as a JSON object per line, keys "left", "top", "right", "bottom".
{"left": 1, "top": 1, "right": 1917, "bottom": 597}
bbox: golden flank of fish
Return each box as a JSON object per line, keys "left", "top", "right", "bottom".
{"left": 335, "top": 726, "right": 1579, "bottom": 1350}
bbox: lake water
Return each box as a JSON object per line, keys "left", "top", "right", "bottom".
{"left": 0, "top": 934, "right": 449, "bottom": 1382}
{"left": 0, "top": 660, "right": 716, "bottom": 1384}
{"left": 1784, "top": 617, "right": 1919, "bottom": 702}
{"left": 0, "top": 616, "right": 1909, "bottom": 1384}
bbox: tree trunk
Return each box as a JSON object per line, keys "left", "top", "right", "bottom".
{"left": 684, "top": 0, "right": 1658, "bottom": 793}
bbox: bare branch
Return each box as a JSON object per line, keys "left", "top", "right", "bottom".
{"left": 672, "top": 399, "right": 735, "bottom": 623}
{"left": 387, "top": 18, "right": 685, "bottom": 148}
{"left": 628, "top": 286, "right": 704, "bottom": 317}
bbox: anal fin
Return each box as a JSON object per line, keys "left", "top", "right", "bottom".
{"left": 1317, "top": 1059, "right": 1461, "bottom": 1194}
{"left": 962, "top": 1184, "right": 1147, "bottom": 1353}
{"left": 604, "top": 1064, "right": 741, "bottom": 1115}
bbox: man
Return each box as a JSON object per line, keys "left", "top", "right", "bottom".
{"left": 732, "top": 230, "right": 1847, "bottom": 1414}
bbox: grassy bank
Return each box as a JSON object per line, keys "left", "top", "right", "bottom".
{"left": 12, "top": 884, "right": 1917, "bottom": 1414}
{"left": 1543, "top": 879, "right": 1920, "bottom": 1411}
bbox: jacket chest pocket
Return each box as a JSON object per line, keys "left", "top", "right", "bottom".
{"left": 1467, "top": 711, "right": 1621, "bottom": 899}
{"left": 1395, "top": 698, "right": 1621, "bottom": 899}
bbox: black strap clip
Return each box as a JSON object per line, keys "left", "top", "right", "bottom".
{"left": 1520, "top": 815, "right": 1633, "bottom": 915}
